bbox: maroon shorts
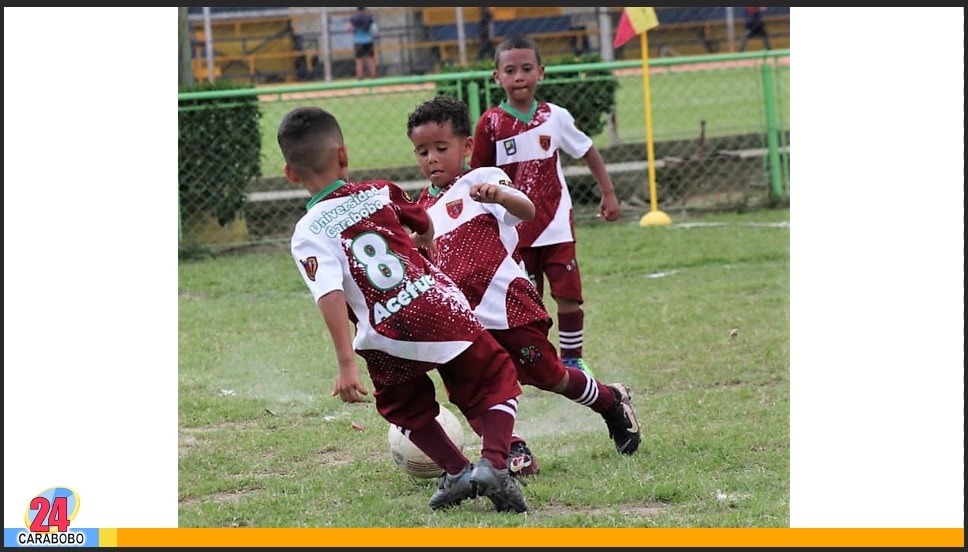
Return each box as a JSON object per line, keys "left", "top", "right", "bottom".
{"left": 371, "top": 332, "right": 521, "bottom": 430}
{"left": 489, "top": 320, "right": 566, "bottom": 390}
{"left": 517, "top": 241, "right": 584, "bottom": 304}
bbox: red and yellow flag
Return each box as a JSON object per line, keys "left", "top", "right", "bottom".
{"left": 613, "top": 7, "right": 660, "bottom": 49}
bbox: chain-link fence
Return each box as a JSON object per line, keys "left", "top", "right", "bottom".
{"left": 180, "top": 28, "right": 789, "bottom": 252}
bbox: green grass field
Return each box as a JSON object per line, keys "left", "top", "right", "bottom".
{"left": 178, "top": 208, "right": 790, "bottom": 527}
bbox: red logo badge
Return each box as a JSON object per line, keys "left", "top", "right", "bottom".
{"left": 446, "top": 199, "right": 463, "bottom": 219}
{"left": 539, "top": 135, "right": 551, "bottom": 151}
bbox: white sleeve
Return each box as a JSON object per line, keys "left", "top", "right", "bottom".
{"left": 464, "top": 166, "right": 528, "bottom": 227}
{"left": 291, "top": 233, "right": 344, "bottom": 303}
{"left": 466, "top": 166, "right": 513, "bottom": 187}
{"left": 553, "top": 104, "right": 594, "bottom": 160}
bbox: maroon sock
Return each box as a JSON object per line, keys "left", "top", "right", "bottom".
{"left": 406, "top": 419, "right": 470, "bottom": 475}
{"left": 558, "top": 309, "right": 584, "bottom": 360}
{"left": 562, "top": 367, "right": 616, "bottom": 414}
{"left": 468, "top": 418, "right": 527, "bottom": 447}
{"left": 467, "top": 416, "right": 486, "bottom": 439}
{"left": 473, "top": 402, "right": 517, "bottom": 470}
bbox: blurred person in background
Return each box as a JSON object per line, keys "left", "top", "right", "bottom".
{"left": 477, "top": 7, "right": 495, "bottom": 61}
{"left": 348, "top": 7, "right": 378, "bottom": 78}
{"left": 739, "top": 7, "right": 772, "bottom": 52}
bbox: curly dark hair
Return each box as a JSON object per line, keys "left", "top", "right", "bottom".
{"left": 406, "top": 94, "right": 472, "bottom": 139}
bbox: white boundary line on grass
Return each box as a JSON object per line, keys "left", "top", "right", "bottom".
{"left": 676, "top": 221, "right": 789, "bottom": 229}
{"left": 247, "top": 147, "right": 789, "bottom": 203}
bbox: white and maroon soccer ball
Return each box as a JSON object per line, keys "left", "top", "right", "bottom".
{"left": 387, "top": 406, "right": 465, "bottom": 479}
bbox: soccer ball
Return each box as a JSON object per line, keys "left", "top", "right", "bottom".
{"left": 387, "top": 405, "right": 465, "bottom": 479}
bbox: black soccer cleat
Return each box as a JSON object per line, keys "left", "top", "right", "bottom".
{"left": 470, "top": 458, "right": 528, "bottom": 513}
{"left": 428, "top": 462, "right": 477, "bottom": 510}
{"left": 507, "top": 440, "right": 540, "bottom": 478}
{"left": 601, "top": 383, "right": 641, "bottom": 455}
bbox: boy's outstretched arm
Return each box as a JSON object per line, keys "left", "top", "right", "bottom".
{"left": 317, "top": 290, "right": 369, "bottom": 403}
{"left": 470, "top": 182, "right": 535, "bottom": 221}
{"left": 583, "top": 145, "right": 622, "bottom": 221}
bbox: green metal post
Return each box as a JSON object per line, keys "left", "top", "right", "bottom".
{"left": 760, "top": 57, "right": 784, "bottom": 201}
{"left": 467, "top": 80, "right": 481, "bottom": 134}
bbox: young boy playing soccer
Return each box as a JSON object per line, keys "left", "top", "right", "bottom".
{"left": 279, "top": 106, "right": 527, "bottom": 513}
{"left": 471, "top": 35, "right": 623, "bottom": 378}
{"left": 406, "top": 95, "right": 641, "bottom": 463}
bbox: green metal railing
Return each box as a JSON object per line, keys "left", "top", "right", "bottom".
{"left": 179, "top": 50, "right": 790, "bottom": 250}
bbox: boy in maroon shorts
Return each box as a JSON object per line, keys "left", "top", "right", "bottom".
{"left": 280, "top": 106, "right": 527, "bottom": 513}
{"left": 407, "top": 96, "right": 641, "bottom": 470}
{"left": 471, "top": 35, "right": 623, "bottom": 378}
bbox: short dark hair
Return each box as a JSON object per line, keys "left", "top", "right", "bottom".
{"left": 406, "top": 95, "right": 472, "bottom": 139}
{"left": 277, "top": 106, "right": 343, "bottom": 175}
{"left": 493, "top": 34, "right": 541, "bottom": 67}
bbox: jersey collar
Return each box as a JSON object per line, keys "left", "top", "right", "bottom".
{"left": 499, "top": 99, "right": 537, "bottom": 123}
{"left": 306, "top": 179, "right": 346, "bottom": 211}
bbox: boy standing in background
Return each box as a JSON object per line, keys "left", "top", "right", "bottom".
{"left": 471, "top": 35, "right": 622, "bottom": 378}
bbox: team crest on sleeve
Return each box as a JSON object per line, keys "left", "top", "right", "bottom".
{"left": 498, "top": 179, "right": 512, "bottom": 186}
{"left": 539, "top": 135, "right": 552, "bottom": 151}
{"left": 446, "top": 199, "right": 463, "bottom": 219}
{"left": 300, "top": 256, "right": 319, "bottom": 281}
{"left": 502, "top": 138, "right": 517, "bottom": 156}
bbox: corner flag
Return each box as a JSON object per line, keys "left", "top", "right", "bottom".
{"left": 613, "top": 7, "right": 659, "bottom": 49}
{"left": 612, "top": 8, "right": 671, "bottom": 226}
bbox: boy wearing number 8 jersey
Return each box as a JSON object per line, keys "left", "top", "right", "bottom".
{"left": 279, "top": 106, "right": 527, "bottom": 513}
{"left": 407, "top": 96, "right": 641, "bottom": 466}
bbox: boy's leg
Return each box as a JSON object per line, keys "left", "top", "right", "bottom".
{"left": 518, "top": 244, "right": 595, "bottom": 376}
{"left": 438, "top": 333, "right": 521, "bottom": 470}
{"left": 465, "top": 414, "right": 537, "bottom": 477}
{"left": 374, "top": 375, "right": 478, "bottom": 510}
{"left": 375, "top": 375, "right": 470, "bottom": 475}
{"left": 367, "top": 54, "right": 377, "bottom": 77}
{"left": 492, "top": 322, "right": 641, "bottom": 455}
{"left": 438, "top": 333, "right": 528, "bottom": 512}
{"left": 760, "top": 26, "right": 772, "bottom": 50}
{"left": 537, "top": 242, "right": 596, "bottom": 376}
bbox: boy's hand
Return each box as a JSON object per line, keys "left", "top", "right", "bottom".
{"left": 598, "top": 191, "right": 622, "bottom": 221}
{"left": 410, "top": 231, "right": 437, "bottom": 261}
{"left": 470, "top": 183, "right": 504, "bottom": 203}
{"left": 332, "top": 359, "right": 370, "bottom": 403}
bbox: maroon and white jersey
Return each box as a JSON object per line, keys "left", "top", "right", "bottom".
{"left": 471, "top": 101, "right": 594, "bottom": 249}
{"left": 416, "top": 167, "right": 549, "bottom": 331}
{"left": 291, "top": 179, "right": 484, "bottom": 368}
